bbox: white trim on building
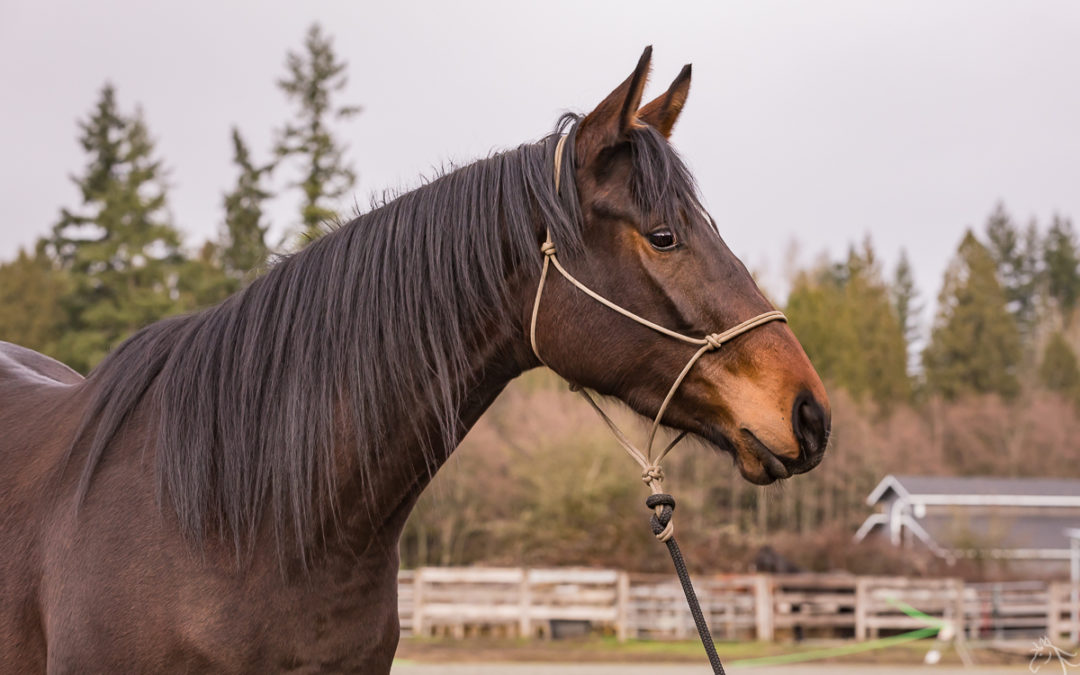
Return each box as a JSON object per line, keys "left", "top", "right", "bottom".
{"left": 855, "top": 474, "right": 1080, "bottom": 566}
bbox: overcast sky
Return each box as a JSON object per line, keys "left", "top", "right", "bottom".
{"left": 2, "top": 1, "right": 1078, "bottom": 327}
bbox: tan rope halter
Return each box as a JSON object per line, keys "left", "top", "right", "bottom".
{"left": 530, "top": 134, "right": 787, "bottom": 541}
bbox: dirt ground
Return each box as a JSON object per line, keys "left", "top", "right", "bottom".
{"left": 391, "top": 664, "right": 1025, "bottom": 674}
{"left": 393, "top": 637, "right": 1040, "bottom": 674}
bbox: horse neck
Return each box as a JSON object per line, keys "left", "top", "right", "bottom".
{"left": 323, "top": 247, "right": 537, "bottom": 561}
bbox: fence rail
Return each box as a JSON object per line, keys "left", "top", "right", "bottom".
{"left": 398, "top": 567, "right": 1080, "bottom": 643}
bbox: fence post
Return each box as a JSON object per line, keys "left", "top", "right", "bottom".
{"left": 519, "top": 568, "right": 532, "bottom": 638}
{"left": 1049, "top": 582, "right": 1063, "bottom": 642}
{"left": 413, "top": 568, "right": 425, "bottom": 638}
{"left": 952, "top": 578, "right": 966, "bottom": 643}
{"left": 1074, "top": 581, "right": 1080, "bottom": 644}
{"left": 754, "top": 575, "right": 774, "bottom": 641}
{"left": 616, "top": 571, "right": 630, "bottom": 642}
{"left": 854, "top": 576, "right": 868, "bottom": 641}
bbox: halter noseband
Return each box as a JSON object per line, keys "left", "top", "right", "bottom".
{"left": 529, "top": 133, "right": 786, "bottom": 538}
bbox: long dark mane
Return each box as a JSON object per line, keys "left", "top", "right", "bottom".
{"left": 69, "top": 116, "right": 707, "bottom": 559}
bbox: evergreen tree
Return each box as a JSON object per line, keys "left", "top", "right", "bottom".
{"left": 923, "top": 230, "right": 1022, "bottom": 399}
{"left": 1038, "top": 332, "right": 1080, "bottom": 402}
{"left": 1019, "top": 220, "right": 1042, "bottom": 328}
{"left": 275, "top": 24, "right": 361, "bottom": 242}
{"left": 0, "top": 246, "right": 69, "bottom": 354}
{"left": 44, "top": 84, "right": 183, "bottom": 372}
{"left": 891, "top": 248, "right": 921, "bottom": 374}
{"left": 174, "top": 241, "right": 233, "bottom": 311}
{"left": 222, "top": 128, "right": 272, "bottom": 278}
{"left": 786, "top": 270, "right": 846, "bottom": 387}
{"left": 173, "top": 129, "right": 275, "bottom": 311}
{"left": 985, "top": 203, "right": 1040, "bottom": 334}
{"left": 786, "top": 239, "right": 910, "bottom": 407}
{"left": 1043, "top": 214, "right": 1080, "bottom": 318}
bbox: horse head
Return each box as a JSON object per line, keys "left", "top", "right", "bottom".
{"left": 528, "top": 48, "right": 830, "bottom": 485}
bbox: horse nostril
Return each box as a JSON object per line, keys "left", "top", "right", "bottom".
{"left": 792, "top": 392, "right": 830, "bottom": 462}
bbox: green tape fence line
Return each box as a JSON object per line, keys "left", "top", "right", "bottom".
{"left": 882, "top": 596, "right": 947, "bottom": 627}
{"left": 729, "top": 595, "right": 946, "bottom": 669}
{"left": 728, "top": 626, "right": 941, "bottom": 668}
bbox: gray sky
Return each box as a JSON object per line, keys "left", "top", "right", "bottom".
{"left": 2, "top": 0, "right": 1079, "bottom": 329}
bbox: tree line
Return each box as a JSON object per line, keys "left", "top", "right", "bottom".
{"left": 0, "top": 24, "right": 357, "bottom": 373}
{"left": 786, "top": 203, "right": 1080, "bottom": 407}
{"left": 2, "top": 25, "right": 1077, "bottom": 575}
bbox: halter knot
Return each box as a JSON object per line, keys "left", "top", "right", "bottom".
{"left": 540, "top": 241, "right": 557, "bottom": 257}
{"left": 646, "top": 493, "right": 676, "bottom": 542}
{"left": 641, "top": 465, "right": 665, "bottom": 486}
{"left": 704, "top": 333, "right": 725, "bottom": 349}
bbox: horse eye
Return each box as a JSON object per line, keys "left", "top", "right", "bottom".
{"left": 647, "top": 228, "right": 678, "bottom": 251}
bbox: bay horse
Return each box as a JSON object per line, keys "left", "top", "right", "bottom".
{"left": 0, "top": 48, "right": 829, "bottom": 673}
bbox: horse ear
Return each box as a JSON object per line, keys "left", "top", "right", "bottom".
{"left": 638, "top": 64, "right": 691, "bottom": 138}
{"left": 575, "top": 46, "right": 652, "bottom": 162}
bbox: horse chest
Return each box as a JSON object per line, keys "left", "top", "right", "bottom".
{"left": 41, "top": 544, "right": 402, "bottom": 674}
{"left": 252, "top": 562, "right": 402, "bottom": 673}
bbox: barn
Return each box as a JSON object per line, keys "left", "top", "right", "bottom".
{"left": 854, "top": 475, "right": 1080, "bottom": 574}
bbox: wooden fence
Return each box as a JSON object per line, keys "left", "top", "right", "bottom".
{"left": 1049, "top": 582, "right": 1080, "bottom": 643}
{"left": 398, "top": 567, "right": 1080, "bottom": 643}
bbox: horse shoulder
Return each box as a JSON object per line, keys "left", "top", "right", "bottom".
{"left": 0, "top": 341, "right": 88, "bottom": 506}
{"left": 0, "top": 345, "right": 87, "bottom": 671}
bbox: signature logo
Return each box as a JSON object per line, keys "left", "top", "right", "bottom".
{"left": 1030, "top": 636, "right": 1080, "bottom": 674}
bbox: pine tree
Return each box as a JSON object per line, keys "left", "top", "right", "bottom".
{"left": 785, "top": 239, "right": 910, "bottom": 407}
{"left": 985, "top": 203, "right": 1040, "bottom": 334}
{"left": 275, "top": 24, "right": 361, "bottom": 242}
{"left": 222, "top": 128, "right": 272, "bottom": 278}
{"left": 172, "top": 129, "right": 275, "bottom": 311}
{"left": 174, "top": 241, "right": 233, "bottom": 311}
{"left": 1043, "top": 214, "right": 1080, "bottom": 318}
{"left": 923, "top": 230, "right": 1022, "bottom": 399}
{"left": 1019, "top": 220, "right": 1042, "bottom": 329}
{"left": 44, "top": 83, "right": 183, "bottom": 372}
{"left": 891, "top": 248, "right": 921, "bottom": 375}
{"left": 1038, "top": 332, "right": 1080, "bottom": 402}
{"left": 844, "top": 242, "right": 912, "bottom": 405}
{"left": 786, "top": 270, "right": 846, "bottom": 387}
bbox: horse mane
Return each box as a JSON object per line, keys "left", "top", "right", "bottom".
{"left": 69, "top": 115, "right": 707, "bottom": 560}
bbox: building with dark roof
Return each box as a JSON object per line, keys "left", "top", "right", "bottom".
{"left": 855, "top": 475, "right": 1080, "bottom": 573}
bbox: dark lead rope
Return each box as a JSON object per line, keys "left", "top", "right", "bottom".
{"left": 646, "top": 494, "right": 726, "bottom": 675}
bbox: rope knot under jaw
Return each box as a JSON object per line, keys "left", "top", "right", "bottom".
{"left": 540, "top": 241, "right": 557, "bottom": 257}
{"left": 704, "top": 333, "right": 725, "bottom": 349}
{"left": 641, "top": 465, "right": 665, "bottom": 487}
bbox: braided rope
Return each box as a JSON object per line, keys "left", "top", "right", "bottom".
{"left": 647, "top": 494, "right": 726, "bottom": 675}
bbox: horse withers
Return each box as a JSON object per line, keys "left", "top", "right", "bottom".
{"left": 0, "top": 48, "right": 829, "bottom": 673}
